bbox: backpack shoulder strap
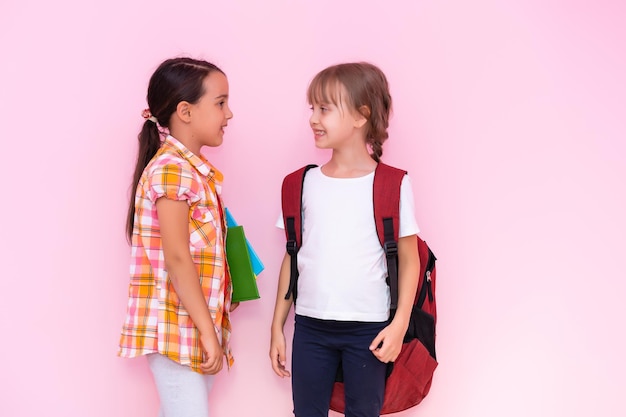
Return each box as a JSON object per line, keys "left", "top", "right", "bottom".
{"left": 373, "top": 163, "right": 407, "bottom": 310}
{"left": 281, "top": 164, "right": 317, "bottom": 301}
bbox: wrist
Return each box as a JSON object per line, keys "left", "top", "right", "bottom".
{"left": 271, "top": 322, "right": 285, "bottom": 335}
{"left": 390, "top": 310, "right": 410, "bottom": 329}
{"left": 199, "top": 324, "right": 218, "bottom": 338}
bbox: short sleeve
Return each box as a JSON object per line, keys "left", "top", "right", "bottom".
{"left": 399, "top": 175, "right": 420, "bottom": 237}
{"left": 144, "top": 162, "right": 202, "bottom": 205}
{"left": 275, "top": 211, "right": 285, "bottom": 229}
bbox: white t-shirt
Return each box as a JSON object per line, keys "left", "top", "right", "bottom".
{"left": 277, "top": 167, "right": 419, "bottom": 322}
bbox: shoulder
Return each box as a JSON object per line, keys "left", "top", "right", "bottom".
{"left": 375, "top": 162, "right": 408, "bottom": 183}
{"left": 142, "top": 152, "right": 202, "bottom": 201}
{"left": 282, "top": 165, "right": 320, "bottom": 192}
{"left": 283, "top": 164, "right": 319, "bottom": 181}
{"left": 373, "top": 162, "right": 407, "bottom": 192}
{"left": 145, "top": 151, "right": 194, "bottom": 181}
{"left": 150, "top": 150, "right": 187, "bottom": 170}
{"left": 376, "top": 162, "right": 407, "bottom": 176}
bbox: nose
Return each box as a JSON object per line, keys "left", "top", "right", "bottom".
{"left": 226, "top": 105, "right": 233, "bottom": 120}
{"left": 309, "top": 110, "right": 318, "bottom": 126}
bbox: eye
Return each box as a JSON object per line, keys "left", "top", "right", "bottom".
{"left": 310, "top": 105, "right": 329, "bottom": 113}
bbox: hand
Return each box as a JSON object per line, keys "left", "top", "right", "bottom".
{"left": 199, "top": 331, "right": 224, "bottom": 375}
{"left": 269, "top": 330, "right": 291, "bottom": 378}
{"left": 369, "top": 322, "right": 405, "bottom": 363}
{"left": 230, "top": 302, "right": 240, "bottom": 312}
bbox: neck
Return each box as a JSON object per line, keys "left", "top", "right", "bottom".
{"left": 323, "top": 146, "right": 377, "bottom": 178}
{"left": 169, "top": 128, "right": 202, "bottom": 156}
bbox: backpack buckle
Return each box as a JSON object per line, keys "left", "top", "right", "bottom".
{"left": 286, "top": 240, "right": 298, "bottom": 255}
{"left": 383, "top": 241, "right": 398, "bottom": 257}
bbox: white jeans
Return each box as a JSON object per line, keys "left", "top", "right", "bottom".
{"left": 147, "top": 353, "right": 215, "bottom": 417}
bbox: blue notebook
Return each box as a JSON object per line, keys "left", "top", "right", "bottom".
{"left": 225, "top": 208, "right": 265, "bottom": 276}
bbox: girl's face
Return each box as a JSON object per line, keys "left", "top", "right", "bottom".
{"left": 309, "top": 85, "right": 365, "bottom": 150}
{"left": 188, "top": 72, "right": 233, "bottom": 148}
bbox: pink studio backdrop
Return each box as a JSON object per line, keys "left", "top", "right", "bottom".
{"left": 1, "top": 1, "right": 624, "bottom": 416}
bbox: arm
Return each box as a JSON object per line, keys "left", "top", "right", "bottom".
{"left": 269, "top": 252, "right": 294, "bottom": 377}
{"left": 370, "top": 234, "right": 420, "bottom": 363}
{"left": 156, "top": 197, "right": 224, "bottom": 374}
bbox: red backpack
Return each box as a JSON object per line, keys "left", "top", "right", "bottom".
{"left": 281, "top": 163, "right": 438, "bottom": 415}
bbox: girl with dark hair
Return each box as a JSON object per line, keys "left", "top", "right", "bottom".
{"left": 119, "top": 57, "right": 236, "bottom": 417}
{"left": 270, "top": 62, "right": 421, "bottom": 417}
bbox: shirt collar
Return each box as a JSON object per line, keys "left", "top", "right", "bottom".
{"left": 163, "top": 135, "right": 224, "bottom": 190}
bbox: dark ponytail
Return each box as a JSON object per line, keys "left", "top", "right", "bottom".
{"left": 125, "top": 57, "right": 224, "bottom": 242}
{"left": 125, "top": 120, "right": 162, "bottom": 241}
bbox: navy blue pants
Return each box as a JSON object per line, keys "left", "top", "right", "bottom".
{"left": 292, "top": 315, "right": 388, "bottom": 417}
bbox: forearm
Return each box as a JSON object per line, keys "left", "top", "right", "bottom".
{"left": 391, "top": 235, "right": 420, "bottom": 329}
{"left": 166, "top": 255, "right": 217, "bottom": 338}
{"left": 155, "top": 197, "right": 219, "bottom": 343}
{"left": 271, "top": 253, "right": 294, "bottom": 333}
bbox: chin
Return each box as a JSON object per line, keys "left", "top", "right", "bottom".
{"left": 207, "top": 137, "right": 224, "bottom": 147}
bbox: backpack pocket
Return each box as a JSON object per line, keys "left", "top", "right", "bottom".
{"left": 405, "top": 306, "right": 436, "bottom": 360}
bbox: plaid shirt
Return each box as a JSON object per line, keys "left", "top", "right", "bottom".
{"left": 119, "top": 135, "right": 233, "bottom": 372}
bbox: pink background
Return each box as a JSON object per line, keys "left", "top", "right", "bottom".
{"left": 1, "top": 1, "right": 625, "bottom": 416}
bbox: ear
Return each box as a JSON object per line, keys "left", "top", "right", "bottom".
{"left": 354, "top": 105, "right": 370, "bottom": 128}
{"left": 175, "top": 101, "right": 192, "bottom": 123}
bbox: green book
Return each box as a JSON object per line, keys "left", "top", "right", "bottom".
{"left": 226, "top": 225, "right": 260, "bottom": 302}
{"left": 225, "top": 208, "right": 265, "bottom": 276}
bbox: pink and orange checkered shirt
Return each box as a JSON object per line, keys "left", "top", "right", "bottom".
{"left": 119, "top": 135, "right": 233, "bottom": 372}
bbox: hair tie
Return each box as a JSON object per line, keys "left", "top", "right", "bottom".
{"left": 141, "top": 108, "right": 158, "bottom": 124}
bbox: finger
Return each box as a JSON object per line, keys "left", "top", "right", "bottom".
{"left": 201, "top": 351, "right": 217, "bottom": 365}
{"left": 271, "top": 349, "right": 292, "bottom": 378}
{"left": 379, "top": 344, "right": 402, "bottom": 363}
{"left": 372, "top": 349, "right": 385, "bottom": 362}
{"left": 371, "top": 340, "right": 392, "bottom": 362}
{"left": 272, "top": 363, "right": 285, "bottom": 377}
{"left": 200, "top": 359, "right": 214, "bottom": 373}
{"left": 369, "top": 333, "right": 384, "bottom": 351}
{"left": 270, "top": 353, "right": 280, "bottom": 375}
{"left": 276, "top": 360, "right": 291, "bottom": 378}
{"left": 278, "top": 348, "right": 288, "bottom": 367}
{"left": 202, "top": 358, "right": 223, "bottom": 375}
{"left": 201, "top": 353, "right": 223, "bottom": 373}
{"left": 271, "top": 353, "right": 287, "bottom": 377}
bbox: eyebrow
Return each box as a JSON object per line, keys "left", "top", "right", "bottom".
{"left": 214, "top": 94, "right": 228, "bottom": 100}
